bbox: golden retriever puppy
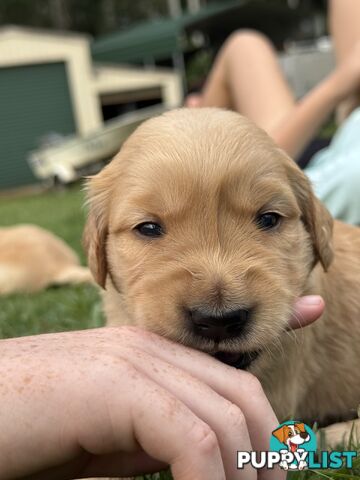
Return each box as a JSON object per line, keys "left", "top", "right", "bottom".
{"left": 0, "top": 224, "right": 92, "bottom": 294}
{"left": 84, "top": 108, "right": 360, "bottom": 425}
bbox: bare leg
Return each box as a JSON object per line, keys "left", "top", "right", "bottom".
{"left": 200, "top": 30, "right": 296, "bottom": 134}
{"left": 329, "top": 0, "right": 360, "bottom": 122}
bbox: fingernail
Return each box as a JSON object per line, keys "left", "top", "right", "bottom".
{"left": 297, "top": 295, "right": 323, "bottom": 306}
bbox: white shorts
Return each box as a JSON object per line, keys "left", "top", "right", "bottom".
{"left": 305, "top": 107, "right": 360, "bottom": 225}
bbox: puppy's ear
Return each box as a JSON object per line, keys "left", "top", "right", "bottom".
{"left": 285, "top": 157, "right": 334, "bottom": 271}
{"left": 83, "top": 210, "right": 108, "bottom": 288}
{"left": 272, "top": 426, "right": 287, "bottom": 444}
{"left": 83, "top": 172, "right": 112, "bottom": 289}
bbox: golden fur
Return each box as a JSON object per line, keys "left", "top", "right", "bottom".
{"left": 0, "top": 224, "right": 92, "bottom": 294}
{"left": 84, "top": 108, "right": 360, "bottom": 425}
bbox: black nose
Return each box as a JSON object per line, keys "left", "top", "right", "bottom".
{"left": 188, "top": 307, "right": 250, "bottom": 341}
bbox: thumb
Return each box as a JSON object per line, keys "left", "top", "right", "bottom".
{"left": 288, "top": 296, "right": 325, "bottom": 330}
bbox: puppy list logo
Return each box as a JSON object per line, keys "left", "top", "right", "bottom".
{"left": 237, "top": 420, "right": 357, "bottom": 471}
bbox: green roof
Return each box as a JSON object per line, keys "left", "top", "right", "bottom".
{"left": 92, "top": 17, "right": 182, "bottom": 63}
{"left": 91, "top": 0, "right": 244, "bottom": 64}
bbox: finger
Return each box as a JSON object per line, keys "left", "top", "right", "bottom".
{"left": 125, "top": 348, "right": 256, "bottom": 480}
{"left": 77, "top": 362, "right": 225, "bottom": 480}
{"left": 122, "top": 328, "right": 283, "bottom": 480}
{"left": 184, "top": 93, "right": 203, "bottom": 108}
{"left": 288, "top": 296, "right": 325, "bottom": 330}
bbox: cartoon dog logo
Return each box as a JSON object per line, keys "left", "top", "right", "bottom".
{"left": 272, "top": 422, "right": 311, "bottom": 470}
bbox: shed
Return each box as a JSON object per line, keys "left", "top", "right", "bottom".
{"left": 0, "top": 26, "right": 100, "bottom": 189}
{"left": 0, "top": 26, "right": 181, "bottom": 190}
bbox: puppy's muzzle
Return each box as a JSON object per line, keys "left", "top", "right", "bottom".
{"left": 187, "top": 307, "right": 250, "bottom": 342}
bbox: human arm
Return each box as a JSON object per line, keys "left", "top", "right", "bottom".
{"left": 271, "top": 42, "right": 360, "bottom": 160}
{"left": 0, "top": 296, "right": 323, "bottom": 480}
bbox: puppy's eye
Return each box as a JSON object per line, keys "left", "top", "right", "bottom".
{"left": 288, "top": 431, "right": 293, "bottom": 437}
{"left": 256, "top": 212, "right": 281, "bottom": 230}
{"left": 135, "top": 222, "right": 164, "bottom": 238}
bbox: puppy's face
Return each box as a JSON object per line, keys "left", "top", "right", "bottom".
{"left": 85, "top": 109, "right": 333, "bottom": 368}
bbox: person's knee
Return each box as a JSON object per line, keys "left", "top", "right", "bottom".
{"left": 224, "top": 29, "right": 274, "bottom": 55}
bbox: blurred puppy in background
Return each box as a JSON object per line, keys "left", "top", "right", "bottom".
{"left": 0, "top": 224, "right": 92, "bottom": 294}
{"left": 84, "top": 108, "right": 360, "bottom": 426}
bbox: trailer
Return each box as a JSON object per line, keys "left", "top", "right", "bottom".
{"left": 28, "top": 105, "right": 166, "bottom": 185}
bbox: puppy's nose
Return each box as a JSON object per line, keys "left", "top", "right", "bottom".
{"left": 188, "top": 307, "right": 250, "bottom": 341}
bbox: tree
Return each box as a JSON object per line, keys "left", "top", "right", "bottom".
{"left": 0, "top": 0, "right": 168, "bottom": 36}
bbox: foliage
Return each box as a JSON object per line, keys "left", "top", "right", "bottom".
{"left": 0, "top": 0, "right": 168, "bottom": 36}
{"left": 186, "top": 49, "right": 213, "bottom": 88}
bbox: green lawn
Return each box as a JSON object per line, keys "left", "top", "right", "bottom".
{"left": 0, "top": 186, "right": 359, "bottom": 479}
{"left": 0, "top": 186, "right": 104, "bottom": 337}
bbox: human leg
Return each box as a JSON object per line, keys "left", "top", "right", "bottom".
{"left": 200, "top": 30, "right": 296, "bottom": 134}
{"left": 329, "top": 0, "right": 360, "bottom": 122}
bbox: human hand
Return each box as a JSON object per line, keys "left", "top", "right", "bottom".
{"left": 184, "top": 93, "right": 203, "bottom": 108}
{"left": 288, "top": 295, "right": 325, "bottom": 330}
{"left": 0, "top": 296, "right": 323, "bottom": 480}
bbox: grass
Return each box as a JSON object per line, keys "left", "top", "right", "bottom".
{"left": 0, "top": 185, "right": 105, "bottom": 338}
{"left": 0, "top": 186, "right": 359, "bottom": 479}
